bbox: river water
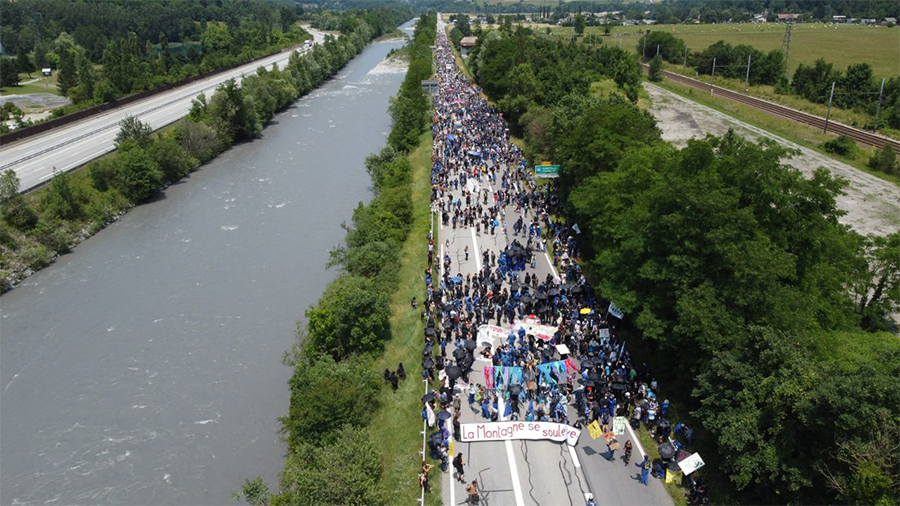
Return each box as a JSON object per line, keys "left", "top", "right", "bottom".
{"left": 0, "top": 24, "right": 414, "bottom": 505}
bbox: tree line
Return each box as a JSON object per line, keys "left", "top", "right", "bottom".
{"left": 231, "top": 11, "right": 438, "bottom": 506}
{"left": 463, "top": 26, "right": 899, "bottom": 505}
{"left": 0, "top": 5, "right": 414, "bottom": 291}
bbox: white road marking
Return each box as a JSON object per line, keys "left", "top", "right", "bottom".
{"left": 505, "top": 439, "right": 526, "bottom": 506}
{"left": 568, "top": 444, "right": 582, "bottom": 468}
{"left": 471, "top": 227, "right": 482, "bottom": 271}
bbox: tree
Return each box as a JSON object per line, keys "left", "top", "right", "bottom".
{"left": 148, "top": 136, "right": 200, "bottom": 182}
{"left": 281, "top": 355, "right": 380, "bottom": 449}
{"left": 0, "top": 169, "right": 38, "bottom": 230}
{"left": 74, "top": 52, "right": 95, "bottom": 103}
{"left": 278, "top": 425, "right": 384, "bottom": 505}
{"left": 867, "top": 143, "right": 899, "bottom": 176}
{"left": 648, "top": 54, "right": 664, "bottom": 82}
{"left": 850, "top": 232, "right": 900, "bottom": 330}
{"left": 16, "top": 46, "right": 35, "bottom": 77}
{"left": 177, "top": 118, "right": 219, "bottom": 162}
{"left": 110, "top": 143, "right": 165, "bottom": 203}
{"left": 304, "top": 274, "right": 391, "bottom": 359}
{"left": 115, "top": 116, "right": 154, "bottom": 149}
{"left": 41, "top": 169, "right": 80, "bottom": 220}
{"left": 56, "top": 49, "right": 78, "bottom": 96}
{"left": 573, "top": 14, "right": 586, "bottom": 36}
{"left": 158, "top": 32, "right": 173, "bottom": 75}
{"left": 454, "top": 13, "right": 472, "bottom": 37}
{"left": 0, "top": 58, "right": 21, "bottom": 87}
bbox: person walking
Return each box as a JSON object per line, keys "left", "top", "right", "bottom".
{"left": 635, "top": 455, "right": 651, "bottom": 485}
{"left": 465, "top": 480, "right": 480, "bottom": 505}
{"left": 624, "top": 439, "right": 633, "bottom": 465}
{"left": 453, "top": 452, "right": 466, "bottom": 483}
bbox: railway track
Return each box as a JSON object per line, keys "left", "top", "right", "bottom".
{"left": 646, "top": 65, "right": 900, "bottom": 156}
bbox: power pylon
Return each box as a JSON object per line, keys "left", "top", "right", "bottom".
{"left": 781, "top": 20, "right": 793, "bottom": 75}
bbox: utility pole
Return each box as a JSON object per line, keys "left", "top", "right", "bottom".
{"left": 874, "top": 77, "right": 885, "bottom": 132}
{"left": 642, "top": 33, "right": 646, "bottom": 60}
{"left": 656, "top": 44, "right": 660, "bottom": 56}
{"left": 711, "top": 57, "right": 716, "bottom": 78}
{"left": 823, "top": 81, "right": 836, "bottom": 133}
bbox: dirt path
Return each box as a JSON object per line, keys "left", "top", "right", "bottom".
{"left": 644, "top": 82, "right": 900, "bottom": 237}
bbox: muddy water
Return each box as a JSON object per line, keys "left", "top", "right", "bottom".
{"left": 0, "top": 24, "right": 413, "bottom": 505}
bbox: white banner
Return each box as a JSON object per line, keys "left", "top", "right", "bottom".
{"left": 678, "top": 453, "right": 706, "bottom": 476}
{"left": 608, "top": 302, "right": 624, "bottom": 319}
{"left": 460, "top": 421, "right": 581, "bottom": 446}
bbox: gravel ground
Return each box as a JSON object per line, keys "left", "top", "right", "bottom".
{"left": 644, "top": 82, "right": 900, "bottom": 237}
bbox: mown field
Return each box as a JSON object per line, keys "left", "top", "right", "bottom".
{"left": 551, "top": 22, "right": 900, "bottom": 79}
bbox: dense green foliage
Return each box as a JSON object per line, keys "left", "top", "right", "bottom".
{"left": 691, "top": 40, "right": 785, "bottom": 86}
{"left": 470, "top": 26, "right": 900, "bottom": 505}
{"left": 282, "top": 356, "right": 381, "bottom": 449}
{"left": 467, "top": 26, "right": 645, "bottom": 131}
{"left": 0, "top": 0, "right": 317, "bottom": 107}
{"left": 868, "top": 144, "right": 899, "bottom": 176}
{"left": 388, "top": 12, "right": 436, "bottom": 153}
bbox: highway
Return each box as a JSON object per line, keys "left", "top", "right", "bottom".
{"left": 0, "top": 27, "right": 327, "bottom": 193}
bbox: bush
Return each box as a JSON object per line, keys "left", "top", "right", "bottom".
{"left": 282, "top": 355, "right": 381, "bottom": 449}
{"left": 29, "top": 219, "right": 70, "bottom": 254}
{"left": 279, "top": 424, "right": 384, "bottom": 505}
{"left": 822, "top": 135, "right": 859, "bottom": 159}
{"left": 40, "top": 170, "right": 81, "bottom": 220}
{"left": 111, "top": 143, "right": 165, "bottom": 203}
{"left": 20, "top": 244, "right": 53, "bottom": 270}
{"left": 867, "top": 144, "right": 899, "bottom": 176}
{"left": 148, "top": 136, "right": 200, "bottom": 182}
{"left": 648, "top": 54, "right": 664, "bottom": 82}
{"left": 304, "top": 274, "right": 391, "bottom": 359}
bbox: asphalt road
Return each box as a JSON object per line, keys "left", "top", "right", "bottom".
{"left": 434, "top": 15, "right": 673, "bottom": 505}
{"left": 0, "top": 27, "right": 327, "bottom": 192}
{"left": 434, "top": 166, "right": 673, "bottom": 506}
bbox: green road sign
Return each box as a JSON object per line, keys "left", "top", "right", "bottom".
{"left": 534, "top": 165, "right": 560, "bottom": 178}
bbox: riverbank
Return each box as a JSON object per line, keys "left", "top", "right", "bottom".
{"left": 0, "top": 12, "right": 411, "bottom": 294}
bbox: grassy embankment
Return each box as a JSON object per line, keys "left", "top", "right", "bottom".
{"left": 0, "top": 72, "right": 61, "bottom": 96}
{"left": 368, "top": 129, "right": 442, "bottom": 506}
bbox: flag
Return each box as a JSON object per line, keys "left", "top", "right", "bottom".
{"left": 425, "top": 402, "right": 436, "bottom": 428}
{"left": 572, "top": 223, "right": 581, "bottom": 234}
{"left": 608, "top": 302, "right": 624, "bottom": 319}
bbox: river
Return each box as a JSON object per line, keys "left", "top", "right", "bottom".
{"left": 0, "top": 22, "right": 414, "bottom": 505}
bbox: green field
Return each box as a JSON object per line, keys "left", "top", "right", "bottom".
{"left": 0, "top": 72, "right": 61, "bottom": 96}
{"left": 553, "top": 22, "right": 900, "bottom": 79}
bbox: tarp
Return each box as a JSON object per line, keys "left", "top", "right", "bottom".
{"left": 460, "top": 421, "right": 581, "bottom": 446}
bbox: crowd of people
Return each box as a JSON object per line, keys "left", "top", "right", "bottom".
{"left": 416, "top": 28, "right": 702, "bottom": 503}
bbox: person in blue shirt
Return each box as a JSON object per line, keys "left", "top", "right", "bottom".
{"left": 635, "top": 455, "right": 651, "bottom": 485}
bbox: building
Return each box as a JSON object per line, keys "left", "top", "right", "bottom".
{"left": 459, "top": 36, "right": 477, "bottom": 57}
{"left": 832, "top": 15, "right": 847, "bottom": 23}
{"left": 777, "top": 13, "right": 800, "bottom": 22}
{"left": 884, "top": 17, "right": 897, "bottom": 25}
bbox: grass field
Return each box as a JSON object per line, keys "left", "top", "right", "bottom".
{"left": 0, "top": 72, "right": 61, "bottom": 96}
{"left": 541, "top": 22, "right": 900, "bottom": 79}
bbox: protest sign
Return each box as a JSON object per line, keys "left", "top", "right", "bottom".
{"left": 460, "top": 421, "right": 581, "bottom": 446}
{"left": 587, "top": 420, "right": 603, "bottom": 440}
{"left": 613, "top": 416, "right": 627, "bottom": 435}
{"left": 678, "top": 453, "right": 705, "bottom": 475}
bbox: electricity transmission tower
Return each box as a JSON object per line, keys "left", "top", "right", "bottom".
{"left": 781, "top": 20, "right": 793, "bottom": 75}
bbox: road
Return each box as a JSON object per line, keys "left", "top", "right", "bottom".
{"left": 0, "top": 27, "right": 327, "bottom": 192}
{"left": 434, "top": 14, "right": 673, "bottom": 505}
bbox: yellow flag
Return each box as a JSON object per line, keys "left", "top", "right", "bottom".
{"left": 588, "top": 420, "right": 603, "bottom": 439}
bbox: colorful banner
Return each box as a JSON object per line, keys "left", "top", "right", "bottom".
{"left": 460, "top": 421, "right": 581, "bottom": 446}
{"left": 608, "top": 303, "right": 624, "bottom": 319}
